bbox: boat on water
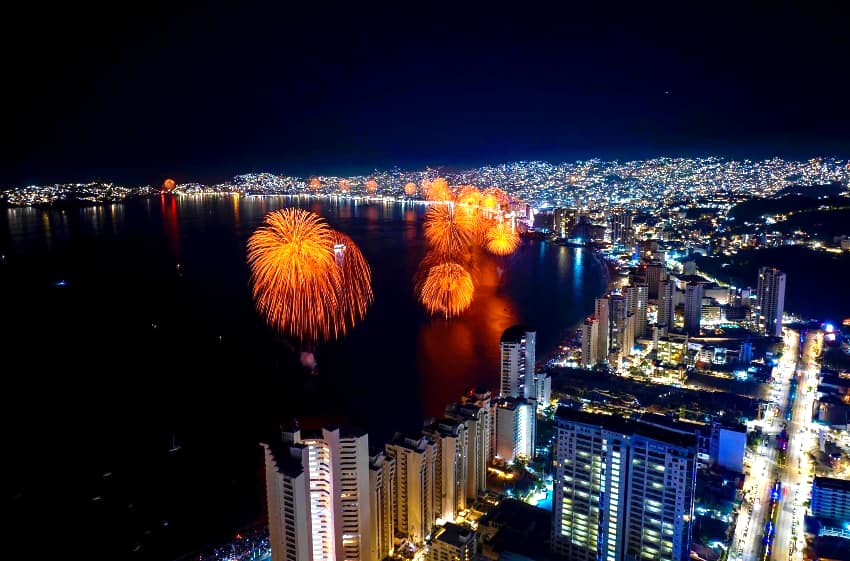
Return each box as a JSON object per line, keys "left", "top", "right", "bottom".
{"left": 168, "top": 432, "right": 181, "bottom": 453}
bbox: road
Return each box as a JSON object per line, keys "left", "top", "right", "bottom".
{"left": 771, "top": 330, "right": 822, "bottom": 561}
{"left": 728, "top": 328, "right": 823, "bottom": 561}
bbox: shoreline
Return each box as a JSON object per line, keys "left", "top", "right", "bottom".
{"left": 540, "top": 242, "right": 617, "bottom": 365}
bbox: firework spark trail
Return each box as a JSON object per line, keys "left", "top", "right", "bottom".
{"left": 331, "top": 231, "right": 374, "bottom": 325}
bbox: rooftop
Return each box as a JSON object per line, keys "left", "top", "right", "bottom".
{"left": 433, "top": 522, "right": 475, "bottom": 548}
{"left": 813, "top": 476, "right": 850, "bottom": 493}
{"left": 555, "top": 406, "right": 697, "bottom": 448}
{"left": 262, "top": 441, "right": 305, "bottom": 478}
{"left": 501, "top": 324, "right": 535, "bottom": 344}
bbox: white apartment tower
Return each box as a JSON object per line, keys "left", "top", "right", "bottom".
{"left": 756, "top": 267, "right": 786, "bottom": 337}
{"left": 262, "top": 439, "right": 313, "bottom": 561}
{"left": 657, "top": 279, "right": 675, "bottom": 329}
{"left": 552, "top": 408, "right": 697, "bottom": 561}
{"left": 625, "top": 283, "right": 648, "bottom": 339}
{"left": 368, "top": 451, "right": 395, "bottom": 561}
{"left": 262, "top": 424, "right": 376, "bottom": 561}
{"left": 494, "top": 397, "right": 536, "bottom": 463}
{"left": 423, "top": 418, "right": 468, "bottom": 523}
{"left": 500, "top": 325, "right": 536, "bottom": 398}
{"left": 447, "top": 389, "right": 492, "bottom": 497}
{"left": 581, "top": 316, "right": 599, "bottom": 368}
{"left": 385, "top": 433, "right": 437, "bottom": 545}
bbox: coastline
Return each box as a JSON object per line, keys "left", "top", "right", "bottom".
{"left": 540, "top": 241, "right": 616, "bottom": 365}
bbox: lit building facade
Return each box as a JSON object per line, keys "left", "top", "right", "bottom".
{"left": 423, "top": 418, "right": 468, "bottom": 523}
{"left": 657, "top": 279, "right": 675, "bottom": 329}
{"left": 494, "top": 397, "right": 536, "bottom": 463}
{"left": 582, "top": 317, "right": 599, "bottom": 368}
{"left": 684, "top": 282, "right": 703, "bottom": 335}
{"left": 595, "top": 297, "right": 610, "bottom": 364}
{"left": 552, "top": 408, "right": 697, "bottom": 561}
{"left": 755, "top": 267, "right": 786, "bottom": 337}
{"left": 368, "top": 451, "right": 395, "bottom": 561}
{"left": 385, "top": 433, "right": 437, "bottom": 545}
{"left": 263, "top": 424, "right": 378, "bottom": 561}
{"left": 811, "top": 477, "right": 850, "bottom": 524}
{"left": 448, "top": 389, "right": 492, "bottom": 497}
{"left": 500, "top": 325, "right": 536, "bottom": 398}
{"left": 626, "top": 283, "right": 649, "bottom": 339}
{"left": 263, "top": 439, "right": 313, "bottom": 561}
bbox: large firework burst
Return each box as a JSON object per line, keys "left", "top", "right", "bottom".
{"left": 418, "top": 261, "right": 474, "bottom": 318}
{"left": 423, "top": 204, "right": 474, "bottom": 258}
{"left": 247, "top": 208, "right": 372, "bottom": 341}
{"left": 485, "top": 221, "right": 520, "bottom": 255}
{"left": 426, "top": 177, "right": 453, "bottom": 202}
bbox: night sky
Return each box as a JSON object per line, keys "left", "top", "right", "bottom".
{"left": 4, "top": 2, "right": 849, "bottom": 185}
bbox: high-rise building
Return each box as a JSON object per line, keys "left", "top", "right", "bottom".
{"left": 422, "top": 418, "right": 468, "bottom": 523}
{"left": 595, "top": 297, "right": 610, "bottom": 364}
{"left": 625, "top": 284, "right": 649, "bottom": 339}
{"left": 551, "top": 408, "right": 697, "bottom": 561}
{"left": 657, "top": 279, "right": 675, "bottom": 329}
{"left": 532, "top": 371, "right": 552, "bottom": 407}
{"left": 263, "top": 439, "right": 312, "bottom": 561}
{"left": 684, "top": 282, "right": 703, "bottom": 335}
{"left": 494, "top": 397, "right": 536, "bottom": 463}
{"left": 263, "top": 424, "right": 375, "bottom": 561}
{"left": 756, "top": 267, "right": 786, "bottom": 337}
{"left": 553, "top": 207, "right": 579, "bottom": 238}
{"left": 645, "top": 262, "right": 666, "bottom": 299}
{"left": 581, "top": 317, "right": 599, "bottom": 368}
{"left": 500, "top": 325, "right": 536, "bottom": 398}
{"left": 368, "top": 451, "right": 395, "bottom": 561}
{"left": 385, "top": 433, "right": 437, "bottom": 544}
{"left": 609, "top": 294, "right": 628, "bottom": 361}
{"left": 811, "top": 477, "right": 850, "bottom": 523}
{"left": 608, "top": 208, "right": 634, "bottom": 248}
{"left": 448, "top": 389, "right": 492, "bottom": 497}
{"left": 426, "top": 522, "right": 478, "bottom": 561}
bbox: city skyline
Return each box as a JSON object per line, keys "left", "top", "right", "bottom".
{"left": 6, "top": 4, "right": 850, "bottom": 561}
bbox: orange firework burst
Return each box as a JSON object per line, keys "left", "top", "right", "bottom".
{"left": 338, "top": 179, "right": 351, "bottom": 193}
{"left": 365, "top": 179, "right": 378, "bottom": 193}
{"left": 404, "top": 182, "right": 417, "bottom": 196}
{"left": 419, "top": 261, "right": 474, "bottom": 318}
{"left": 309, "top": 177, "right": 322, "bottom": 190}
{"left": 247, "top": 209, "right": 371, "bottom": 341}
{"left": 481, "top": 187, "right": 508, "bottom": 211}
{"left": 331, "top": 231, "right": 374, "bottom": 324}
{"left": 426, "top": 177, "right": 453, "bottom": 202}
{"left": 423, "top": 204, "right": 474, "bottom": 258}
{"left": 455, "top": 185, "right": 482, "bottom": 207}
{"left": 485, "top": 221, "right": 520, "bottom": 256}
{"left": 162, "top": 178, "right": 176, "bottom": 192}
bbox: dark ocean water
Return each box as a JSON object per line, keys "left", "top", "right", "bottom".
{"left": 1, "top": 195, "right": 606, "bottom": 560}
